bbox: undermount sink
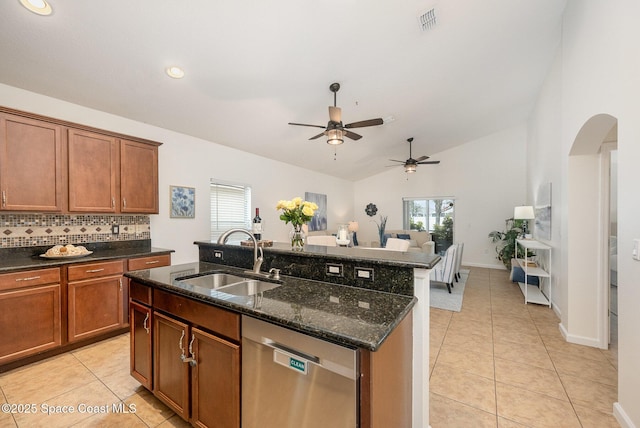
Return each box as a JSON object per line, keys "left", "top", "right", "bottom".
{"left": 178, "top": 272, "right": 281, "bottom": 296}
{"left": 179, "top": 273, "right": 247, "bottom": 289}
{"left": 217, "top": 280, "right": 281, "bottom": 296}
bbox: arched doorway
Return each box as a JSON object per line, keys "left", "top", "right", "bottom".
{"left": 566, "top": 114, "right": 617, "bottom": 350}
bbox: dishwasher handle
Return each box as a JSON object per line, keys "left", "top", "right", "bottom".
{"left": 263, "top": 338, "right": 320, "bottom": 375}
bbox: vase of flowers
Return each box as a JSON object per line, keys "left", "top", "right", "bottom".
{"left": 276, "top": 197, "right": 318, "bottom": 250}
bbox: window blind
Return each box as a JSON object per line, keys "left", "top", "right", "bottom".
{"left": 210, "top": 181, "right": 251, "bottom": 241}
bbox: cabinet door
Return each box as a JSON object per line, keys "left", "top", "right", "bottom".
{"left": 68, "top": 275, "right": 124, "bottom": 342}
{"left": 0, "top": 113, "right": 63, "bottom": 211}
{"left": 130, "top": 301, "right": 152, "bottom": 389}
{"left": 120, "top": 139, "right": 159, "bottom": 213}
{"left": 0, "top": 284, "right": 61, "bottom": 364}
{"left": 191, "top": 327, "right": 240, "bottom": 428}
{"left": 68, "top": 128, "right": 118, "bottom": 212}
{"left": 153, "top": 311, "right": 190, "bottom": 420}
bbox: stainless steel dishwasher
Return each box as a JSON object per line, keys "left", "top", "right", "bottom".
{"left": 242, "top": 315, "right": 357, "bottom": 428}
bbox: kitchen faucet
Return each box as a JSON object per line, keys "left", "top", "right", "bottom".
{"left": 217, "top": 228, "right": 264, "bottom": 274}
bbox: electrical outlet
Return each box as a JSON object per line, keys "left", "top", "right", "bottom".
{"left": 111, "top": 224, "right": 119, "bottom": 234}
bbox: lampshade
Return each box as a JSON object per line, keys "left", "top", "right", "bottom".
{"left": 405, "top": 163, "right": 417, "bottom": 173}
{"left": 348, "top": 221, "right": 359, "bottom": 232}
{"left": 514, "top": 205, "right": 535, "bottom": 220}
{"left": 327, "top": 129, "right": 344, "bottom": 145}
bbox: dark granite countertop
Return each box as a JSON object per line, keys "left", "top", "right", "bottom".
{"left": 125, "top": 261, "right": 417, "bottom": 351}
{"left": 0, "top": 240, "right": 174, "bottom": 273}
{"left": 195, "top": 240, "right": 441, "bottom": 270}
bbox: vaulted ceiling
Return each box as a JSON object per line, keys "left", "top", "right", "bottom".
{"left": 0, "top": 1, "right": 566, "bottom": 181}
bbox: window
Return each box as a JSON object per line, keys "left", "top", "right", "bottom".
{"left": 210, "top": 181, "right": 251, "bottom": 241}
{"left": 403, "top": 197, "right": 455, "bottom": 254}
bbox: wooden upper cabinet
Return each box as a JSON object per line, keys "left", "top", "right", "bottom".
{"left": 120, "top": 139, "right": 159, "bottom": 214}
{"left": 0, "top": 113, "right": 64, "bottom": 211}
{"left": 68, "top": 129, "right": 119, "bottom": 213}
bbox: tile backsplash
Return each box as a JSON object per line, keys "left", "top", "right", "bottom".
{"left": 1, "top": 214, "right": 151, "bottom": 248}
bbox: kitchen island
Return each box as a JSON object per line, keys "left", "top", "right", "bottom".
{"left": 126, "top": 240, "right": 439, "bottom": 427}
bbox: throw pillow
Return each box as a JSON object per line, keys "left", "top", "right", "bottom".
{"left": 407, "top": 239, "right": 418, "bottom": 247}
{"left": 397, "top": 233, "right": 411, "bottom": 240}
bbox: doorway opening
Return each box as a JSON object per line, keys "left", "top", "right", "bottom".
{"left": 567, "top": 114, "right": 617, "bottom": 351}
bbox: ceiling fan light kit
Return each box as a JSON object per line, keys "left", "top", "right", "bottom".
{"left": 327, "top": 129, "right": 344, "bottom": 145}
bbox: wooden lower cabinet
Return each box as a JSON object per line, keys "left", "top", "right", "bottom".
{"left": 143, "top": 286, "right": 240, "bottom": 428}
{"left": 191, "top": 327, "right": 240, "bottom": 428}
{"left": 67, "top": 260, "right": 125, "bottom": 342}
{"left": 0, "top": 267, "right": 62, "bottom": 364}
{"left": 152, "top": 310, "right": 241, "bottom": 428}
{"left": 130, "top": 301, "right": 152, "bottom": 389}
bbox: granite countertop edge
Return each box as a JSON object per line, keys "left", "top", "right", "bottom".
{"left": 126, "top": 262, "right": 417, "bottom": 351}
{"left": 0, "top": 246, "right": 174, "bottom": 273}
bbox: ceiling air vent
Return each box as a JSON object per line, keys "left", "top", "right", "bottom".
{"left": 418, "top": 8, "right": 437, "bottom": 32}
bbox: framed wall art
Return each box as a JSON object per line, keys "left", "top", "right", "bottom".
{"left": 170, "top": 185, "right": 195, "bottom": 218}
{"left": 305, "top": 192, "right": 327, "bottom": 231}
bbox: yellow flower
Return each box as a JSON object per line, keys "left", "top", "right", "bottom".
{"left": 302, "top": 205, "right": 315, "bottom": 216}
{"left": 292, "top": 197, "right": 303, "bottom": 207}
{"left": 275, "top": 200, "right": 286, "bottom": 210}
{"left": 284, "top": 200, "right": 296, "bottom": 210}
{"left": 308, "top": 202, "right": 319, "bottom": 210}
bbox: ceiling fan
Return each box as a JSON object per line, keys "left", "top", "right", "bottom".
{"left": 389, "top": 137, "right": 440, "bottom": 173}
{"left": 288, "top": 82, "right": 383, "bottom": 145}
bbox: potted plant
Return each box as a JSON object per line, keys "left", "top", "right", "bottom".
{"left": 432, "top": 215, "right": 453, "bottom": 254}
{"left": 488, "top": 218, "right": 531, "bottom": 270}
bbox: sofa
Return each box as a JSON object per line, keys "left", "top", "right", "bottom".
{"left": 371, "top": 230, "right": 435, "bottom": 254}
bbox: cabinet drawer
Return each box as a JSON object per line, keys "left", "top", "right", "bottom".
{"left": 0, "top": 267, "right": 60, "bottom": 291}
{"left": 154, "top": 289, "right": 240, "bottom": 342}
{"left": 67, "top": 260, "right": 124, "bottom": 281}
{"left": 128, "top": 254, "right": 171, "bottom": 271}
{"left": 130, "top": 280, "right": 152, "bottom": 305}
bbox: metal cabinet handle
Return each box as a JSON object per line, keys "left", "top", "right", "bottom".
{"left": 122, "top": 198, "right": 127, "bottom": 209}
{"left": 178, "top": 329, "right": 186, "bottom": 357}
{"left": 15, "top": 275, "right": 41, "bottom": 282}
{"left": 145, "top": 260, "right": 160, "bottom": 265}
{"left": 142, "top": 312, "right": 150, "bottom": 334}
{"left": 119, "top": 278, "right": 122, "bottom": 291}
{"left": 1, "top": 190, "right": 5, "bottom": 208}
{"left": 111, "top": 197, "right": 115, "bottom": 209}
{"left": 180, "top": 333, "right": 197, "bottom": 366}
{"left": 85, "top": 268, "right": 105, "bottom": 273}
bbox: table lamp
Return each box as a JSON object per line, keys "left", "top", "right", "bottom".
{"left": 514, "top": 206, "right": 535, "bottom": 238}
{"left": 348, "top": 221, "right": 359, "bottom": 246}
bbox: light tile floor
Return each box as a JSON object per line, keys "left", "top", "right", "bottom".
{"left": 430, "top": 267, "right": 620, "bottom": 428}
{"left": 0, "top": 334, "right": 187, "bottom": 428}
{"left": 0, "top": 266, "right": 620, "bottom": 427}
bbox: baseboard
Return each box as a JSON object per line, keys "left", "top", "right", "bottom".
{"left": 614, "top": 402, "right": 636, "bottom": 428}
{"left": 559, "top": 323, "right": 604, "bottom": 348}
{"left": 463, "top": 262, "right": 506, "bottom": 270}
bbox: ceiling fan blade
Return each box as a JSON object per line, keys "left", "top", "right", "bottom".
{"left": 309, "top": 132, "right": 327, "bottom": 140}
{"left": 388, "top": 159, "right": 406, "bottom": 163}
{"left": 329, "top": 106, "right": 341, "bottom": 123}
{"left": 344, "top": 118, "right": 384, "bottom": 129}
{"left": 289, "top": 122, "right": 326, "bottom": 129}
{"left": 344, "top": 130, "right": 362, "bottom": 140}
{"left": 415, "top": 155, "right": 430, "bottom": 162}
{"left": 417, "top": 161, "right": 441, "bottom": 165}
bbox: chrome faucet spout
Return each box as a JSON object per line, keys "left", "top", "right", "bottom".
{"left": 217, "top": 228, "right": 263, "bottom": 274}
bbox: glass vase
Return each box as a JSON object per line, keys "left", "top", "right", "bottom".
{"left": 289, "top": 224, "right": 306, "bottom": 250}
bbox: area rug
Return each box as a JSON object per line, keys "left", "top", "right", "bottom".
{"left": 430, "top": 269, "right": 469, "bottom": 312}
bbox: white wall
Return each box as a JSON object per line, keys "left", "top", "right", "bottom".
{"left": 527, "top": 0, "right": 640, "bottom": 425}
{"left": 353, "top": 125, "right": 527, "bottom": 269}
{"left": 0, "top": 84, "right": 355, "bottom": 265}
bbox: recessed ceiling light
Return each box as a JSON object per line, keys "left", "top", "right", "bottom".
{"left": 19, "top": 0, "right": 53, "bottom": 16}
{"left": 166, "top": 66, "right": 185, "bottom": 79}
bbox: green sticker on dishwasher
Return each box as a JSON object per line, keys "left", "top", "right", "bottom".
{"left": 289, "top": 357, "right": 306, "bottom": 373}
